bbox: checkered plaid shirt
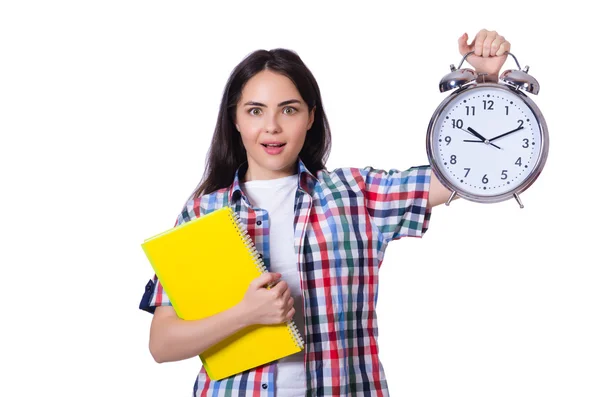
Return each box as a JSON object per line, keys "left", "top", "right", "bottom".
{"left": 141, "top": 158, "right": 432, "bottom": 396}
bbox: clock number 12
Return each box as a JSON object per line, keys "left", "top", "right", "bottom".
{"left": 483, "top": 100, "right": 494, "bottom": 110}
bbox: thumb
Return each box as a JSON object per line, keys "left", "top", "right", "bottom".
{"left": 250, "top": 272, "right": 281, "bottom": 289}
{"left": 458, "top": 32, "right": 471, "bottom": 55}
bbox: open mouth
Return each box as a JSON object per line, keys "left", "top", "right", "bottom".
{"left": 261, "top": 143, "right": 286, "bottom": 148}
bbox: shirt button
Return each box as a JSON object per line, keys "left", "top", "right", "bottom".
{"left": 261, "top": 383, "right": 268, "bottom": 389}
{"left": 256, "top": 220, "right": 262, "bottom": 226}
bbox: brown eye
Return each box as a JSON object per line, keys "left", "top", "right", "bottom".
{"left": 283, "top": 107, "right": 297, "bottom": 115}
{"left": 249, "top": 108, "right": 262, "bottom": 116}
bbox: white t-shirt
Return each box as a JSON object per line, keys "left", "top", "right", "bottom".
{"left": 241, "top": 174, "right": 306, "bottom": 397}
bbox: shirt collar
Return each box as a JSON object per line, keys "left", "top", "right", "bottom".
{"left": 228, "top": 158, "right": 318, "bottom": 205}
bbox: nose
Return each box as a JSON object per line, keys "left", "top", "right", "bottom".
{"left": 263, "top": 112, "right": 282, "bottom": 134}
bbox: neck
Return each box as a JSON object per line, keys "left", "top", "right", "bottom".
{"left": 243, "top": 161, "right": 297, "bottom": 182}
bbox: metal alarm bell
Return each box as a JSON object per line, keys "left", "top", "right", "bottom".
{"left": 500, "top": 65, "right": 540, "bottom": 95}
{"left": 439, "top": 66, "right": 477, "bottom": 92}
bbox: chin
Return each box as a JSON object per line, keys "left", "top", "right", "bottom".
{"left": 262, "top": 158, "right": 296, "bottom": 171}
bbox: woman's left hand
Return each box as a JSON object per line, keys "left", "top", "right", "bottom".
{"left": 458, "top": 29, "right": 511, "bottom": 78}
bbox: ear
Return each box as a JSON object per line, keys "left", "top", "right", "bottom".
{"left": 307, "top": 107, "right": 316, "bottom": 130}
{"left": 232, "top": 113, "right": 240, "bottom": 132}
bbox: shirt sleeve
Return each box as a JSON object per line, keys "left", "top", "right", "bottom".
{"left": 359, "top": 165, "right": 432, "bottom": 243}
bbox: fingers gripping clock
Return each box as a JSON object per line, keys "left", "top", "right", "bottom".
{"left": 426, "top": 52, "right": 549, "bottom": 208}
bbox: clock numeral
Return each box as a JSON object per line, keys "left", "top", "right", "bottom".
{"left": 515, "top": 157, "right": 522, "bottom": 166}
{"left": 452, "top": 119, "right": 464, "bottom": 129}
{"left": 483, "top": 100, "right": 494, "bottom": 110}
{"left": 450, "top": 155, "right": 457, "bottom": 164}
{"left": 522, "top": 138, "right": 529, "bottom": 148}
{"left": 482, "top": 174, "right": 489, "bottom": 184}
{"left": 466, "top": 106, "right": 475, "bottom": 116}
{"left": 518, "top": 119, "right": 524, "bottom": 128}
{"left": 464, "top": 168, "right": 471, "bottom": 177}
{"left": 505, "top": 105, "right": 509, "bottom": 115}
{"left": 444, "top": 136, "right": 452, "bottom": 145}
{"left": 501, "top": 170, "right": 508, "bottom": 180}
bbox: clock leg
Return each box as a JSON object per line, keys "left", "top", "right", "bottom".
{"left": 513, "top": 193, "right": 524, "bottom": 209}
{"left": 445, "top": 191, "right": 457, "bottom": 206}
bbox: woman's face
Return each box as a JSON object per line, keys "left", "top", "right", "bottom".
{"left": 235, "top": 69, "right": 314, "bottom": 181}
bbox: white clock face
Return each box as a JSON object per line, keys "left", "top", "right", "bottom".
{"left": 431, "top": 86, "right": 543, "bottom": 197}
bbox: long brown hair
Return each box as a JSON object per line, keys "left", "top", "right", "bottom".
{"left": 188, "top": 48, "right": 332, "bottom": 200}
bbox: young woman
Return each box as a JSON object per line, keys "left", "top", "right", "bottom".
{"left": 140, "top": 29, "right": 511, "bottom": 396}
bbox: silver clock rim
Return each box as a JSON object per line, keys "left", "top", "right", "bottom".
{"left": 425, "top": 83, "right": 549, "bottom": 204}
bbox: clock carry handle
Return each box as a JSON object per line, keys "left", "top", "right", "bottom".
{"left": 457, "top": 51, "right": 539, "bottom": 95}
{"left": 440, "top": 51, "right": 526, "bottom": 92}
{"left": 457, "top": 51, "right": 522, "bottom": 70}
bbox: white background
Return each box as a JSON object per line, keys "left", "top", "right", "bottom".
{"left": 2, "top": 1, "right": 598, "bottom": 396}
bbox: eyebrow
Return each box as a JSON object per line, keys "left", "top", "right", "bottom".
{"left": 243, "top": 99, "right": 302, "bottom": 107}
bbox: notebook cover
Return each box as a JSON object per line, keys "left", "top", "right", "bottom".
{"left": 141, "top": 206, "right": 303, "bottom": 380}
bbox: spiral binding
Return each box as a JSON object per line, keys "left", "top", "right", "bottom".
{"left": 286, "top": 319, "right": 305, "bottom": 349}
{"left": 227, "top": 206, "right": 305, "bottom": 350}
{"left": 228, "top": 208, "right": 267, "bottom": 274}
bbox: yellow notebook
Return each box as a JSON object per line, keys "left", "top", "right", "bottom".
{"left": 141, "top": 206, "right": 304, "bottom": 380}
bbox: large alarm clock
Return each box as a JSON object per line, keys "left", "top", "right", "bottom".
{"left": 426, "top": 51, "right": 549, "bottom": 208}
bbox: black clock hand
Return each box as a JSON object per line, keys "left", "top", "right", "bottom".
{"left": 465, "top": 127, "right": 488, "bottom": 142}
{"left": 462, "top": 139, "right": 503, "bottom": 149}
{"left": 461, "top": 127, "right": 502, "bottom": 149}
{"left": 489, "top": 126, "right": 524, "bottom": 142}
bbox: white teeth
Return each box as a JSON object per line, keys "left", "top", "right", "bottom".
{"left": 265, "top": 144, "right": 284, "bottom": 147}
